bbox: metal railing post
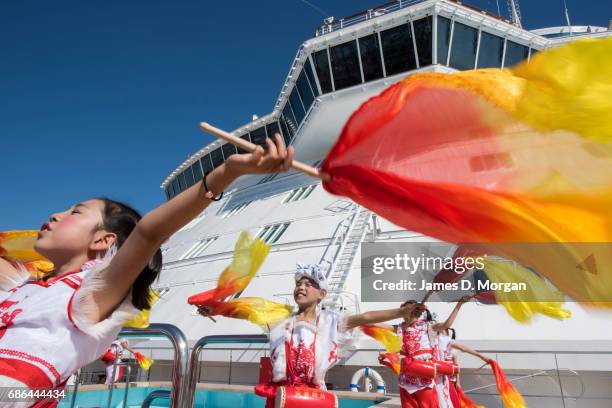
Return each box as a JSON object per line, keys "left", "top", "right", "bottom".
{"left": 186, "top": 334, "right": 269, "bottom": 408}
{"left": 106, "top": 343, "right": 121, "bottom": 408}
{"left": 120, "top": 323, "right": 189, "bottom": 408}
{"left": 123, "top": 365, "right": 132, "bottom": 408}
{"left": 68, "top": 369, "right": 81, "bottom": 408}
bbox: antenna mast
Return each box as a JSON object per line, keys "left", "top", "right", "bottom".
{"left": 506, "top": 0, "right": 523, "bottom": 28}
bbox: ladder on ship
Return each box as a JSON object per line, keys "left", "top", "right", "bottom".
{"left": 320, "top": 204, "right": 371, "bottom": 305}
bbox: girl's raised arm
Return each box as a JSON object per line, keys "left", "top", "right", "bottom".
{"left": 431, "top": 296, "right": 470, "bottom": 332}
{"left": 87, "top": 135, "right": 293, "bottom": 323}
{"left": 345, "top": 303, "right": 424, "bottom": 329}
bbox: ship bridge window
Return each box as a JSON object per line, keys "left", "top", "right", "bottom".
{"left": 413, "top": 16, "right": 433, "bottom": 67}
{"left": 178, "top": 172, "right": 187, "bottom": 191}
{"left": 437, "top": 16, "right": 451, "bottom": 65}
{"left": 210, "top": 147, "right": 224, "bottom": 168}
{"left": 172, "top": 178, "right": 180, "bottom": 196}
{"left": 449, "top": 22, "right": 478, "bottom": 70}
{"left": 200, "top": 155, "right": 213, "bottom": 176}
{"left": 191, "top": 161, "right": 203, "bottom": 182}
{"left": 358, "top": 34, "right": 383, "bottom": 82}
{"left": 330, "top": 40, "right": 362, "bottom": 90}
{"left": 222, "top": 143, "right": 237, "bottom": 159}
{"left": 180, "top": 236, "right": 218, "bottom": 260}
{"left": 303, "top": 58, "right": 320, "bottom": 96}
{"left": 283, "top": 184, "right": 316, "bottom": 204}
{"left": 504, "top": 40, "right": 529, "bottom": 67}
{"left": 380, "top": 23, "right": 417, "bottom": 76}
{"left": 279, "top": 115, "right": 293, "bottom": 145}
{"left": 184, "top": 166, "right": 196, "bottom": 187}
{"left": 250, "top": 127, "right": 268, "bottom": 148}
{"left": 238, "top": 134, "right": 251, "bottom": 154}
{"left": 266, "top": 121, "right": 282, "bottom": 143}
{"left": 289, "top": 90, "right": 306, "bottom": 125}
{"left": 469, "top": 152, "right": 514, "bottom": 172}
{"left": 283, "top": 104, "right": 298, "bottom": 136}
{"left": 477, "top": 31, "right": 504, "bottom": 68}
{"left": 257, "top": 222, "right": 291, "bottom": 244}
{"left": 296, "top": 72, "right": 315, "bottom": 112}
{"left": 222, "top": 201, "right": 252, "bottom": 218}
{"left": 313, "top": 49, "right": 333, "bottom": 93}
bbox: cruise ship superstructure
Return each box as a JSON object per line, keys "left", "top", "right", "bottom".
{"left": 146, "top": 1, "right": 612, "bottom": 406}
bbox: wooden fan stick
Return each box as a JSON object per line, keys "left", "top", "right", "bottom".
{"left": 200, "top": 122, "right": 323, "bottom": 179}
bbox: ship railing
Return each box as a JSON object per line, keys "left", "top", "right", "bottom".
{"left": 186, "top": 334, "right": 269, "bottom": 408}
{"left": 120, "top": 323, "right": 189, "bottom": 408}
{"left": 315, "top": 0, "right": 426, "bottom": 36}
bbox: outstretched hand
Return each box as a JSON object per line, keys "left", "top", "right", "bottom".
{"left": 399, "top": 302, "right": 426, "bottom": 319}
{"left": 225, "top": 133, "right": 294, "bottom": 177}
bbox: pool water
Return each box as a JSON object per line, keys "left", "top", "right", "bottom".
{"left": 58, "top": 387, "right": 380, "bottom": 408}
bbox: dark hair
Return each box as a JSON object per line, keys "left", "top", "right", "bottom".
{"left": 449, "top": 328, "right": 456, "bottom": 340}
{"left": 400, "top": 300, "right": 432, "bottom": 321}
{"left": 96, "top": 197, "right": 162, "bottom": 310}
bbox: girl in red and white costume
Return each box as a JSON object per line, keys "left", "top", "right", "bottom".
{"left": 390, "top": 299, "right": 468, "bottom": 408}
{"left": 0, "top": 135, "right": 295, "bottom": 406}
{"left": 439, "top": 329, "right": 490, "bottom": 407}
{"left": 255, "top": 263, "right": 424, "bottom": 408}
{"left": 100, "top": 339, "right": 137, "bottom": 385}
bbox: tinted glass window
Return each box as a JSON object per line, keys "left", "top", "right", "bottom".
{"left": 504, "top": 40, "right": 529, "bottom": 67}
{"left": 222, "top": 142, "right": 237, "bottom": 159}
{"left": 200, "top": 155, "right": 213, "bottom": 175}
{"left": 313, "top": 49, "right": 333, "bottom": 93}
{"left": 413, "top": 16, "right": 433, "bottom": 67}
{"left": 178, "top": 172, "right": 186, "bottom": 190}
{"left": 250, "top": 127, "right": 268, "bottom": 147}
{"left": 289, "top": 90, "right": 305, "bottom": 124}
{"left": 296, "top": 72, "right": 315, "bottom": 111}
{"left": 238, "top": 134, "right": 251, "bottom": 154}
{"left": 437, "top": 16, "right": 451, "bottom": 65}
{"left": 303, "top": 58, "right": 320, "bottom": 96}
{"left": 330, "top": 40, "right": 362, "bottom": 90}
{"left": 477, "top": 31, "right": 504, "bottom": 68}
{"left": 449, "top": 22, "right": 478, "bottom": 70}
{"left": 172, "top": 178, "right": 180, "bottom": 195}
{"left": 191, "top": 161, "right": 203, "bottom": 182}
{"left": 210, "top": 148, "right": 224, "bottom": 168}
{"left": 283, "top": 104, "right": 298, "bottom": 135}
{"left": 184, "top": 166, "right": 195, "bottom": 186}
{"left": 358, "top": 34, "right": 383, "bottom": 81}
{"left": 279, "top": 115, "right": 293, "bottom": 145}
{"left": 380, "top": 24, "right": 416, "bottom": 76}
{"left": 266, "top": 121, "right": 281, "bottom": 141}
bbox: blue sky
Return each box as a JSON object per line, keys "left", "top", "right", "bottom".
{"left": 1, "top": 0, "right": 609, "bottom": 230}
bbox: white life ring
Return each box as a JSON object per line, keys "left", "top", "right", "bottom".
{"left": 350, "top": 367, "right": 386, "bottom": 394}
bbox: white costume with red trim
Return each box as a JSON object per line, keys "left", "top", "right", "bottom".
{"left": 269, "top": 310, "right": 353, "bottom": 390}
{"left": 398, "top": 320, "right": 437, "bottom": 394}
{"left": 0, "top": 260, "right": 140, "bottom": 392}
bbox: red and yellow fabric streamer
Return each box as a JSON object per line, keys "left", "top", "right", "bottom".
{"left": 322, "top": 37, "right": 612, "bottom": 305}
{"left": 0, "top": 230, "right": 54, "bottom": 279}
{"left": 134, "top": 352, "right": 154, "bottom": 371}
{"left": 489, "top": 360, "right": 526, "bottom": 408}
{"left": 188, "top": 231, "right": 293, "bottom": 328}
{"left": 360, "top": 325, "right": 401, "bottom": 353}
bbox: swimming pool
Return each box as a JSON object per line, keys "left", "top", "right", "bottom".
{"left": 58, "top": 386, "right": 383, "bottom": 408}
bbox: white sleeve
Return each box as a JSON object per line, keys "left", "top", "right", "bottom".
{"left": 69, "top": 262, "right": 141, "bottom": 340}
